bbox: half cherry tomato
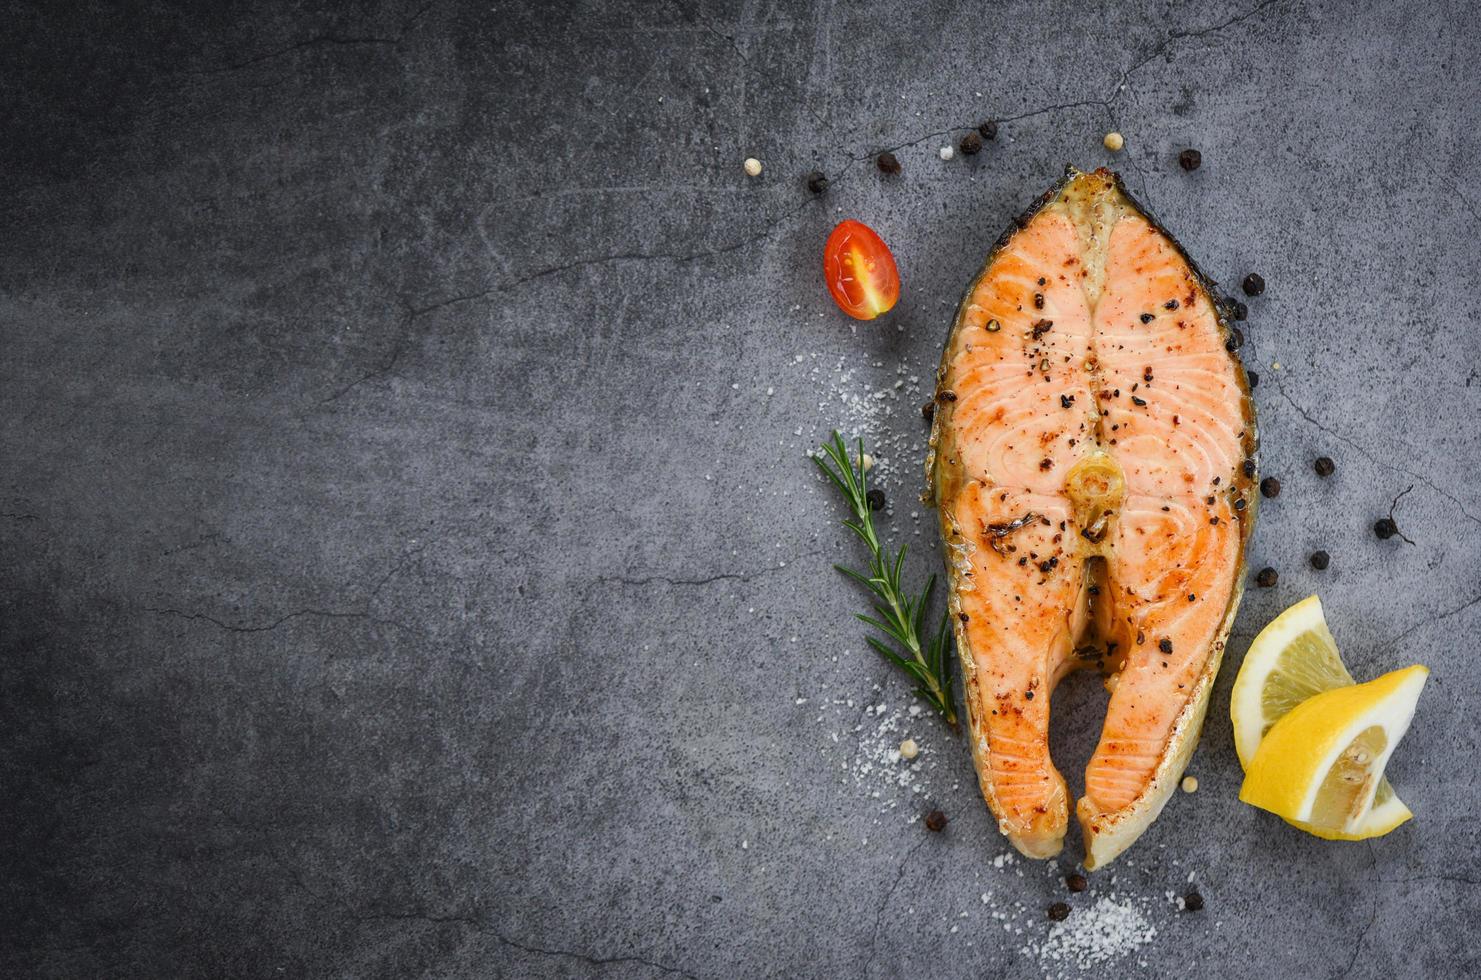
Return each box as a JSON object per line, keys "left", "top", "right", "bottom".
{"left": 822, "top": 219, "right": 900, "bottom": 320}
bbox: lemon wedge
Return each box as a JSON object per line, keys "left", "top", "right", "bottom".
{"left": 1239, "top": 665, "right": 1427, "bottom": 838}
{"left": 1230, "top": 595, "right": 1352, "bottom": 767}
{"left": 1230, "top": 595, "right": 1412, "bottom": 838}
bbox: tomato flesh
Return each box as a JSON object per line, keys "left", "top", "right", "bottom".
{"left": 823, "top": 219, "right": 899, "bottom": 320}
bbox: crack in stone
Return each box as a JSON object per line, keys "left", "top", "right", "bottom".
{"left": 1383, "top": 872, "right": 1481, "bottom": 887}
{"left": 339, "top": 904, "right": 706, "bottom": 978}
{"left": 323, "top": 188, "right": 809, "bottom": 400}
{"left": 591, "top": 549, "right": 824, "bottom": 591}
{"left": 321, "top": 317, "right": 411, "bottom": 403}
{"left": 403, "top": 200, "right": 811, "bottom": 319}
{"left": 1102, "top": 100, "right": 1152, "bottom": 205}
{"left": 1339, "top": 842, "right": 1380, "bottom": 980}
{"left": 1388, "top": 589, "right": 1481, "bottom": 649}
{"left": 181, "top": 4, "right": 434, "bottom": 76}
{"left": 1111, "top": 0, "right": 1288, "bottom": 103}
{"left": 840, "top": 99, "right": 1110, "bottom": 169}
{"left": 143, "top": 605, "right": 408, "bottom": 634}
{"left": 142, "top": 547, "right": 426, "bottom": 634}
{"left": 186, "top": 34, "right": 399, "bottom": 75}
{"left": 1273, "top": 379, "right": 1481, "bottom": 527}
{"left": 833, "top": 0, "right": 1286, "bottom": 186}
{"left": 160, "top": 531, "right": 223, "bottom": 556}
{"left": 865, "top": 836, "right": 928, "bottom": 975}
{"left": 1421, "top": 159, "right": 1481, "bottom": 226}
{"left": 215, "top": 804, "right": 701, "bottom": 978}
{"left": 491, "top": 932, "right": 701, "bottom": 980}
{"left": 1385, "top": 485, "right": 1417, "bottom": 545}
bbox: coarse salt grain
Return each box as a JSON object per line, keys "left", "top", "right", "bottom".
{"left": 1036, "top": 897, "right": 1156, "bottom": 967}
{"left": 743, "top": 157, "right": 762, "bottom": 177}
{"left": 939, "top": 145, "right": 955, "bottom": 161}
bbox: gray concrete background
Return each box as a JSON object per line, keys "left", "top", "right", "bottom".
{"left": 2, "top": 0, "right": 1477, "bottom": 976}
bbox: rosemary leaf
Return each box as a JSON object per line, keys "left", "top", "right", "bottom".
{"left": 812, "top": 431, "right": 958, "bottom": 729}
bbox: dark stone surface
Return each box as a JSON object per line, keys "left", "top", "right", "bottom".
{"left": 3, "top": 1, "right": 1478, "bottom": 976}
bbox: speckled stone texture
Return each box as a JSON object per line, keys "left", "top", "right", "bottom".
{"left": 2, "top": 1, "right": 1478, "bottom": 977}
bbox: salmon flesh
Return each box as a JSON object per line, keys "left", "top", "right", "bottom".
{"left": 927, "top": 168, "right": 1257, "bottom": 869}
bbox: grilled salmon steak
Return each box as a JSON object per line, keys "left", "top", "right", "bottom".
{"left": 927, "top": 169, "right": 1256, "bottom": 869}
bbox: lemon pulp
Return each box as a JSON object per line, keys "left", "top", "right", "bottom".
{"left": 1239, "top": 664, "right": 1427, "bottom": 837}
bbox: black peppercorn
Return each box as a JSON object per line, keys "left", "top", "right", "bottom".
{"left": 1047, "top": 902, "right": 1071, "bottom": 922}
{"left": 1255, "top": 567, "right": 1278, "bottom": 587}
{"left": 1066, "top": 873, "right": 1087, "bottom": 893}
{"left": 805, "top": 170, "right": 829, "bottom": 194}
{"left": 1226, "top": 327, "right": 1245, "bottom": 351}
{"left": 1243, "top": 459, "right": 1257, "bottom": 478}
{"left": 1231, "top": 300, "right": 1248, "bottom": 321}
{"left": 978, "top": 120, "right": 998, "bottom": 140}
{"left": 1247, "top": 370, "right": 1259, "bottom": 389}
{"left": 1374, "top": 517, "right": 1398, "bottom": 540}
{"left": 1314, "top": 456, "right": 1335, "bottom": 477}
{"left": 1183, "top": 891, "right": 1204, "bottom": 912}
{"left": 921, "top": 400, "right": 935, "bottom": 422}
{"left": 1140, "top": 312, "right": 1155, "bottom": 324}
{"left": 1159, "top": 637, "right": 1173, "bottom": 654}
{"left": 1310, "top": 550, "right": 1330, "bottom": 570}
{"left": 924, "top": 809, "right": 948, "bottom": 832}
{"left": 1179, "top": 148, "right": 1202, "bottom": 171}
{"left": 877, "top": 151, "right": 902, "bottom": 175}
{"left": 1242, "top": 273, "right": 1265, "bottom": 296}
{"left": 866, "top": 488, "right": 887, "bottom": 512}
{"left": 1260, "top": 477, "right": 1280, "bottom": 498}
{"left": 960, "top": 131, "right": 983, "bottom": 155}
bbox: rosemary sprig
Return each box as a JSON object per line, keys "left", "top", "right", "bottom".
{"left": 811, "top": 431, "right": 958, "bottom": 729}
